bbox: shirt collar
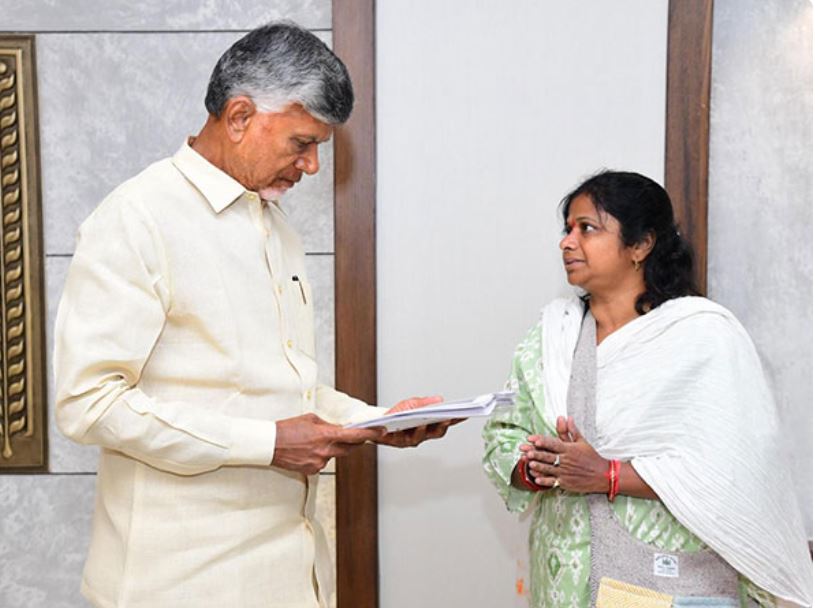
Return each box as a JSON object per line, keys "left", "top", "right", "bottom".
{"left": 171, "top": 138, "right": 249, "bottom": 213}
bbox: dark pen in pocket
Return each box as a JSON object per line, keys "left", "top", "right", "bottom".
{"left": 291, "top": 275, "right": 307, "bottom": 305}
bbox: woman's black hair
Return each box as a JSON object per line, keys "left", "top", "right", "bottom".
{"left": 561, "top": 170, "right": 699, "bottom": 314}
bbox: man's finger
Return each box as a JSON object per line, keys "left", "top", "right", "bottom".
{"left": 331, "top": 426, "right": 387, "bottom": 444}
{"left": 425, "top": 422, "right": 450, "bottom": 439}
{"left": 332, "top": 442, "right": 368, "bottom": 457}
{"left": 387, "top": 395, "right": 444, "bottom": 414}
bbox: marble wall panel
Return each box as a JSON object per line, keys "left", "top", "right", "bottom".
{"left": 37, "top": 31, "right": 335, "bottom": 255}
{"left": 0, "top": 0, "right": 330, "bottom": 32}
{"left": 305, "top": 254, "right": 336, "bottom": 388}
{"left": 708, "top": 0, "right": 813, "bottom": 530}
{"left": 0, "top": 474, "right": 96, "bottom": 608}
{"left": 279, "top": 140, "right": 335, "bottom": 253}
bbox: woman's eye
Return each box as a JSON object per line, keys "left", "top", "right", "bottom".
{"left": 580, "top": 223, "right": 596, "bottom": 233}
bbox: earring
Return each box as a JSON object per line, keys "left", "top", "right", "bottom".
{"left": 633, "top": 260, "right": 642, "bottom": 272}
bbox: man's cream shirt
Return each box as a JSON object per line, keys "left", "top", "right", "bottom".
{"left": 55, "top": 141, "right": 383, "bottom": 608}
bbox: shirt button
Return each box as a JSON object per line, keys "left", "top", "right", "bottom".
{"left": 286, "top": 339, "right": 294, "bottom": 349}
{"left": 277, "top": 285, "right": 283, "bottom": 295}
{"left": 305, "top": 390, "right": 312, "bottom": 401}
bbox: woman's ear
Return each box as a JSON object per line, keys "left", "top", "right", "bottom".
{"left": 633, "top": 231, "right": 656, "bottom": 263}
{"left": 222, "top": 96, "right": 256, "bottom": 143}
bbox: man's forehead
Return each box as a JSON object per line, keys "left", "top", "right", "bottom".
{"left": 267, "top": 104, "right": 333, "bottom": 141}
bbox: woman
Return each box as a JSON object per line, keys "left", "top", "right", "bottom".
{"left": 482, "top": 171, "right": 812, "bottom": 608}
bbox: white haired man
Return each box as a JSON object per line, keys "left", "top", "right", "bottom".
{"left": 55, "top": 22, "right": 448, "bottom": 608}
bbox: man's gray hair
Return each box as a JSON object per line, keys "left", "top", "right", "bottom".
{"left": 204, "top": 21, "right": 353, "bottom": 124}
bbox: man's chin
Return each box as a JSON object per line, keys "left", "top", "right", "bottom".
{"left": 259, "top": 187, "right": 289, "bottom": 202}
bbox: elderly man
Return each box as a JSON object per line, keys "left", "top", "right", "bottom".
{"left": 55, "top": 22, "right": 446, "bottom": 608}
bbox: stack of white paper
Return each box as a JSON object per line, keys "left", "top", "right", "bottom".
{"left": 345, "top": 391, "right": 516, "bottom": 432}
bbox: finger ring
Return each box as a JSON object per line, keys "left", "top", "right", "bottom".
{"left": 552, "top": 479, "right": 560, "bottom": 489}
{"left": 553, "top": 454, "right": 560, "bottom": 467}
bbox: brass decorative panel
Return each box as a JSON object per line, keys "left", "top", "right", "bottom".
{"left": 0, "top": 35, "right": 47, "bottom": 471}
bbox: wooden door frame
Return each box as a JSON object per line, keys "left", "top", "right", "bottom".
{"left": 665, "top": 0, "right": 714, "bottom": 295}
{"left": 331, "top": 1, "right": 714, "bottom": 605}
{"left": 332, "top": 1, "right": 379, "bottom": 607}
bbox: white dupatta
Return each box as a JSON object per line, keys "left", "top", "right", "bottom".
{"left": 539, "top": 295, "right": 812, "bottom": 606}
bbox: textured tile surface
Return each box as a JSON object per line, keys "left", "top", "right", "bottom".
{"left": 708, "top": 0, "right": 812, "bottom": 530}
{"left": 305, "top": 255, "right": 336, "bottom": 387}
{"left": 0, "top": 0, "right": 330, "bottom": 32}
{"left": 0, "top": 474, "right": 96, "bottom": 608}
{"left": 37, "top": 31, "right": 335, "bottom": 255}
{"left": 279, "top": 140, "right": 335, "bottom": 253}
{"left": 37, "top": 32, "right": 242, "bottom": 255}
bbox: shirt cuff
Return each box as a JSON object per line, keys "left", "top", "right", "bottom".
{"left": 227, "top": 417, "right": 277, "bottom": 466}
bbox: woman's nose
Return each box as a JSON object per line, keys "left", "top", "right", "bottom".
{"left": 560, "top": 230, "right": 575, "bottom": 250}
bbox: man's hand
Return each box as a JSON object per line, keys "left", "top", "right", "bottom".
{"left": 377, "top": 395, "right": 461, "bottom": 448}
{"left": 272, "top": 413, "right": 386, "bottom": 475}
{"left": 376, "top": 421, "right": 457, "bottom": 447}
{"left": 385, "top": 395, "right": 443, "bottom": 414}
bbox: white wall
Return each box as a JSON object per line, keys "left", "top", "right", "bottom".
{"left": 376, "top": 2, "right": 668, "bottom": 606}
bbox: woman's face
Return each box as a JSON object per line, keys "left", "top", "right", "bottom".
{"left": 559, "top": 194, "right": 639, "bottom": 294}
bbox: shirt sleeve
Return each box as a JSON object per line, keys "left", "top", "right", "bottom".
{"left": 54, "top": 196, "right": 277, "bottom": 476}
{"left": 482, "top": 325, "right": 541, "bottom": 513}
{"left": 314, "top": 384, "right": 389, "bottom": 425}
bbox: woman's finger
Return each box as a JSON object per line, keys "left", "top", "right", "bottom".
{"left": 532, "top": 474, "right": 559, "bottom": 489}
{"left": 525, "top": 450, "right": 560, "bottom": 465}
{"left": 531, "top": 435, "right": 564, "bottom": 452}
{"left": 556, "top": 416, "right": 571, "bottom": 442}
{"left": 566, "top": 416, "right": 584, "bottom": 442}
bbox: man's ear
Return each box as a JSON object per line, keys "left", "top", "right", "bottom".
{"left": 222, "top": 96, "right": 256, "bottom": 143}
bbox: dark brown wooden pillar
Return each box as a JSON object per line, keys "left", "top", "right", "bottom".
{"left": 332, "top": 1, "right": 379, "bottom": 607}
{"left": 665, "top": 0, "right": 714, "bottom": 294}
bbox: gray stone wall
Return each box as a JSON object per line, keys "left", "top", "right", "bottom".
{"left": 708, "top": 0, "right": 813, "bottom": 533}
{"left": 0, "top": 3, "right": 337, "bottom": 606}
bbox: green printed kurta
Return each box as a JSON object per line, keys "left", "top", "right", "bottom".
{"left": 482, "top": 323, "right": 775, "bottom": 608}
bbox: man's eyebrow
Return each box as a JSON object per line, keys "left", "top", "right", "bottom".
{"left": 293, "top": 134, "right": 331, "bottom": 144}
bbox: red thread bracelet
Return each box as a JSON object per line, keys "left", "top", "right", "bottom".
{"left": 606, "top": 459, "right": 621, "bottom": 502}
{"left": 518, "top": 456, "right": 541, "bottom": 492}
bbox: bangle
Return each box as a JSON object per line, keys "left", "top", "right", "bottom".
{"left": 517, "top": 456, "right": 540, "bottom": 492}
{"left": 606, "top": 459, "right": 621, "bottom": 502}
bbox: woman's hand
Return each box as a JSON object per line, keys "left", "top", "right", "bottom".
{"left": 520, "top": 416, "right": 607, "bottom": 494}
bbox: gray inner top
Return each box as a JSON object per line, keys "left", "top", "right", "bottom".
{"left": 564, "top": 308, "right": 740, "bottom": 605}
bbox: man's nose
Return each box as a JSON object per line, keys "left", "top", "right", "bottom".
{"left": 295, "top": 145, "right": 320, "bottom": 175}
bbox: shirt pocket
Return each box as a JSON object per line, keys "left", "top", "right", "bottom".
{"left": 288, "top": 276, "right": 316, "bottom": 359}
